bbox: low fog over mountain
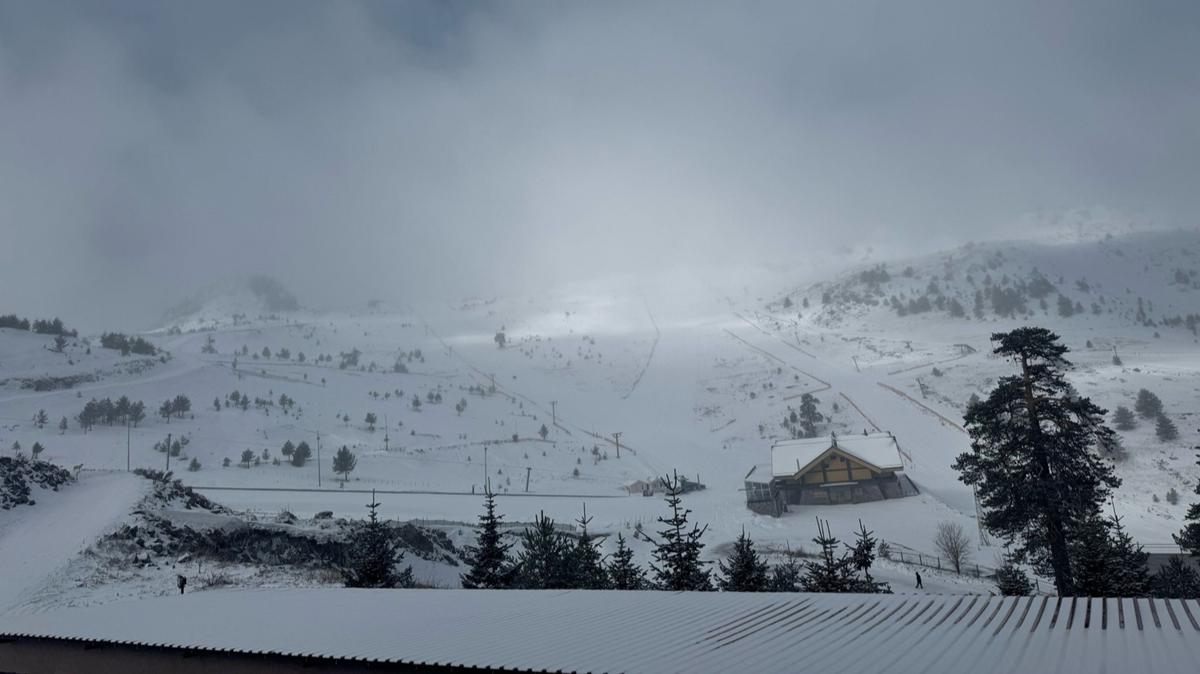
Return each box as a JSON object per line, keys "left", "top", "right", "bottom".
{"left": 2, "top": 3, "right": 1199, "bottom": 672}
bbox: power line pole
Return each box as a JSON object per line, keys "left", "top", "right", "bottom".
{"left": 525, "top": 466, "right": 531, "bottom": 493}
{"left": 316, "top": 430, "right": 322, "bottom": 488}
{"left": 612, "top": 432, "right": 622, "bottom": 459}
{"left": 164, "top": 433, "right": 172, "bottom": 473}
{"left": 126, "top": 421, "right": 131, "bottom": 472}
{"left": 550, "top": 401, "right": 557, "bottom": 427}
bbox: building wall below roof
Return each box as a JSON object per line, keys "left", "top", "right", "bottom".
{"left": 777, "top": 475, "right": 907, "bottom": 505}
{"left": 0, "top": 637, "right": 463, "bottom": 674}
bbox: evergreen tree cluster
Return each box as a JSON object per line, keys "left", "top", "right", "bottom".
{"left": 76, "top": 396, "right": 147, "bottom": 431}
{"left": 99, "top": 332, "right": 157, "bottom": 355}
{"left": 459, "top": 474, "right": 891, "bottom": 595}
{"left": 278, "top": 440, "right": 313, "bottom": 467}
{"left": 157, "top": 394, "right": 192, "bottom": 421}
{"left": 0, "top": 314, "right": 76, "bottom": 336}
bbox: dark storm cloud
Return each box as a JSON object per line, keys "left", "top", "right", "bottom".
{"left": 1, "top": 0, "right": 1198, "bottom": 328}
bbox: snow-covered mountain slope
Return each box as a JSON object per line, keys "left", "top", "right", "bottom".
{"left": 785, "top": 228, "right": 1200, "bottom": 333}
{"left": 0, "top": 229, "right": 1196, "bottom": 605}
{"left": 159, "top": 275, "right": 302, "bottom": 333}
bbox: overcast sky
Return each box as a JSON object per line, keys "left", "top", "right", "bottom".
{"left": 1, "top": 0, "right": 1198, "bottom": 328}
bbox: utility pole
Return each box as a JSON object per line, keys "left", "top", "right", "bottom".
{"left": 484, "top": 445, "right": 489, "bottom": 487}
{"left": 316, "top": 430, "right": 322, "bottom": 488}
{"left": 126, "top": 421, "right": 131, "bottom": 472}
{"left": 612, "top": 432, "right": 622, "bottom": 459}
{"left": 525, "top": 466, "right": 532, "bottom": 493}
{"left": 550, "top": 401, "right": 557, "bottom": 427}
{"left": 164, "top": 433, "right": 172, "bottom": 473}
{"left": 852, "top": 355, "right": 860, "bottom": 372}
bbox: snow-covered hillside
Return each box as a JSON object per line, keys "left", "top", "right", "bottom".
{"left": 0, "top": 229, "right": 1196, "bottom": 607}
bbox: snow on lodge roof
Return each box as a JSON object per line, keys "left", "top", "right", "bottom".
{"left": 3, "top": 589, "right": 1200, "bottom": 673}
{"left": 771, "top": 432, "right": 903, "bottom": 478}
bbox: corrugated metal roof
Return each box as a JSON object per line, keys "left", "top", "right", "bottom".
{"left": 2, "top": 589, "right": 1199, "bottom": 673}
{"left": 772, "top": 432, "right": 903, "bottom": 477}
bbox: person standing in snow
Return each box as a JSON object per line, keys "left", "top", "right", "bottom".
{"left": 915, "top": 571, "right": 923, "bottom": 589}
{"left": 177, "top": 575, "right": 187, "bottom": 595}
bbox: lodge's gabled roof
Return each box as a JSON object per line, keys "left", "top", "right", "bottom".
{"left": 771, "top": 432, "right": 903, "bottom": 478}
{"left": 1, "top": 589, "right": 1199, "bottom": 673}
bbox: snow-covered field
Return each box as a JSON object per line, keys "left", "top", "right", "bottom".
{"left": 1, "top": 228, "right": 1197, "bottom": 608}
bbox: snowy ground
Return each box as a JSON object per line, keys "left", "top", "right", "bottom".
{"left": 0, "top": 471, "right": 144, "bottom": 614}
{"left": 1, "top": 229, "right": 1196, "bottom": 606}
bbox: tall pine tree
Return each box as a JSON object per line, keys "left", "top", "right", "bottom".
{"left": 461, "top": 489, "right": 516, "bottom": 589}
{"left": 571, "top": 505, "right": 609, "bottom": 589}
{"left": 344, "top": 491, "right": 412, "bottom": 588}
{"left": 717, "top": 528, "right": 769, "bottom": 592}
{"left": 514, "top": 511, "right": 573, "bottom": 589}
{"left": 650, "top": 471, "right": 712, "bottom": 591}
{"left": 799, "top": 519, "right": 855, "bottom": 592}
{"left": 953, "top": 327, "right": 1120, "bottom": 595}
{"left": 607, "top": 533, "right": 646, "bottom": 590}
{"left": 847, "top": 520, "right": 890, "bottom": 593}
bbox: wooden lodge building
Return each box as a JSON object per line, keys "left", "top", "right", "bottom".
{"left": 744, "top": 432, "right": 917, "bottom": 516}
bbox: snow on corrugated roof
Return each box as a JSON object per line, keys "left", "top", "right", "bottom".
{"left": 2, "top": 589, "right": 1198, "bottom": 673}
{"left": 772, "top": 432, "right": 903, "bottom": 477}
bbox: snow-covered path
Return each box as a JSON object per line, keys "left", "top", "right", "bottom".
{"left": 0, "top": 471, "right": 144, "bottom": 615}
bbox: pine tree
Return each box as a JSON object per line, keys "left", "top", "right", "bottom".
{"left": 1070, "top": 516, "right": 1116, "bottom": 596}
{"left": 333, "top": 446, "right": 357, "bottom": 482}
{"left": 1108, "top": 515, "right": 1150, "bottom": 596}
{"left": 344, "top": 491, "right": 412, "bottom": 588}
{"left": 769, "top": 553, "right": 803, "bottom": 592}
{"left": 34, "top": 409, "right": 48, "bottom": 429}
{"left": 1151, "top": 557, "right": 1200, "bottom": 598}
{"left": 1112, "top": 406, "right": 1136, "bottom": 431}
{"left": 570, "top": 507, "right": 608, "bottom": 589}
{"left": 650, "top": 471, "right": 712, "bottom": 591}
{"left": 953, "top": 327, "right": 1120, "bottom": 595}
{"left": 607, "top": 534, "right": 646, "bottom": 590}
{"left": 717, "top": 528, "right": 769, "bottom": 592}
{"left": 994, "top": 558, "right": 1034, "bottom": 596}
{"left": 59, "top": 416, "right": 68, "bottom": 434}
{"left": 461, "top": 489, "right": 515, "bottom": 589}
{"left": 31, "top": 442, "right": 44, "bottom": 460}
{"left": 290, "top": 441, "right": 312, "bottom": 467}
{"left": 797, "top": 394, "right": 823, "bottom": 438}
{"left": 1174, "top": 448, "right": 1200, "bottom": 556}
{"left": 1135, "top": 389, "right": 1163, "bottom": 419}
{"left": 514, "top": 511, "right": 573, "bottom": 589}
{"left": 799, "top": 519, "right": 854, "bottom": 593}
{"left": 848, "top": 520, "right": 891, "bottom": 593}
{"left": 1156, "top": 414, "right": 1179, "bottom": 441}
